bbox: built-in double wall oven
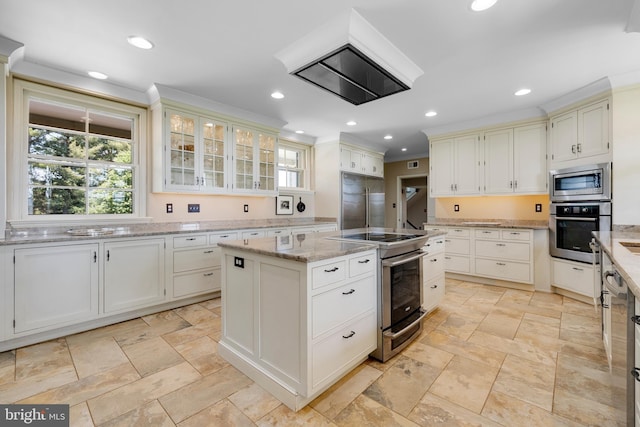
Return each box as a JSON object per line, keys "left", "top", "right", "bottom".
{"left": 549, "top": 163, "right": 612, "bottom": 264}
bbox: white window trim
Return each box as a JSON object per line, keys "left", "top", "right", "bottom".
{"left": 8, "top": 79, "right": 149, "bottom": 227}
{"left": 277, "top": 139, "right": 312, "bottom": 192}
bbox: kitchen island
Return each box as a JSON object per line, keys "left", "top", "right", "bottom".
{"left": 217, "top": 233, "right": 378, "bottom": 411}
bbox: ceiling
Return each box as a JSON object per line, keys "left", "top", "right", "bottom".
{"left": 2, "top": 0, "right": 640, "bottom": 161}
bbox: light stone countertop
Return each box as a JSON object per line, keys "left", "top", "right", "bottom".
{"left": 424, "top": 218, "right": 548, "bottom": 230}
{"left": 0, "top": 218, "right": 337, "bottom": 246}
{"left": 593, "top": 229, "right": 640, "bottom": 297}
{"left": 218, "top": 228, "right": 447, "bottom": 263}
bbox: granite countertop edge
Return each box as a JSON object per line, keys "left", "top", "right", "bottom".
{"left": 592, "top": 229, "right": 640, "bottom": 297}
{"left": 0, "top": 218, "right": 337, "bottom": 246}
{"left": 424, "top": 218, "right": 548, "bottom": 230}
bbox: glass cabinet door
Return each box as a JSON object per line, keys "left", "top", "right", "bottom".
{"left": 202, "top": 120, "right": 226, "bottom": 189}
{"left": 234, "top": 128, "right": 255, "bottom": 190}
{"left": 169, "top": 113, "right": 196, "bottom": 187}
{"left": 258, "top": 133, "right": 275, "bottom": 191}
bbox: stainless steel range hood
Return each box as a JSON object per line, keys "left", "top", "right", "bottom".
{"left": 275, "top": 9, "right": 423, "bottom": 105}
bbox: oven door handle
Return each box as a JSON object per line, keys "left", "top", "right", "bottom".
{"left": 383, "top": 309, "right": 428, "bottom": 340}
{"left": 555, "top": 216, "right": 597, "bottom": 222}
{"left": 381, "top": 250, "right": 428, "bottom": 267}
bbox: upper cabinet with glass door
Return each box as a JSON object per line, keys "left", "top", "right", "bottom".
{"left": 164, "top": 109, "right": 228, "bottom": 193}
{"left": 232, "top": 126, "right": 277, "bottom": 194}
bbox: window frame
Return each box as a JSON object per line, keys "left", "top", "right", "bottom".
{"left": 9, "top": 79, "right": 148, "bottom": 226}
{"left": 277, "top": 139, "right": 311, "bottom": 191}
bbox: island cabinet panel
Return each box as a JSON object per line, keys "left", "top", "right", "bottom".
{"left": 422, "top": 235, "right": 445, "bottom": 313}
{"left": 223, "top": 255, "right": 256, "bottom": 355}
{"left": 14, "top": 243, "right": 99, "bottom": 334}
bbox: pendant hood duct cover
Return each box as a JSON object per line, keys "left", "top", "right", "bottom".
{"left": 275, "top": 9, "right": 423, "bottom": 106}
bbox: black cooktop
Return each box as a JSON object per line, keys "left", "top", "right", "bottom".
{"left": 341, "top": 232, "right": 422, "bottom": 243}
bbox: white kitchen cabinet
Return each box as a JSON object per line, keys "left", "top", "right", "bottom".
{"left": 158, "top": 108, "right": 229, "bottom": 193}
{"left": 232, "top": 125, "right": 277, "bottom": 194}
{"left": 550, "top": 98, "right": 610, "bottom": 166}
{"left": 219, "top": 248, "right": 377, "bottom": 410}
{"left": 14, "top": 243, "right": 99, "bottom": 334}
{"left": 429, "top": 134, "right": 481, "bottom": 197}
{"left": 551, "top": 257, "right": 599, "bottom": 299}
{"left": 104, "top": 238, "right": 166, "bottom": 313}
{"left": 422, "top": 235, "right": 445, "bottom": 313}
{"left": 340, "top": 144, "right": 384, "bottom": 177}
{"left": 442, "top": 227, "right": 471, "bottom": 274}
{"left": 483, "top": 123, "right": 547, "bottom": 195}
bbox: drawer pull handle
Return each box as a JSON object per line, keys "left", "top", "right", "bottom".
{"left": 186, "top": 237, "right": 196, "bottom": 241}
{"left": 430, "top": 258, "right": 438, "bottom": 262}
{"left": 572, "top": 267, "right": 584, "bottom": 272}
{"left": 342, "top": 331, "right": 355, "bottom": 339}
{"left": 358, "top": 259, "right": 371, "bottom": 264}
{"left": 496, "top": 243, "right": 506, "bottom": 247}
{"left": 632, "top": 316, "right": 640, "bottom": 325}
{"left": 324, "top": 267, "right": 339, "bottom": 273}
{"left": 444, "top": 256, "right": 451, "bottom": 260}
{"left": 203, "top": 272, "right": 214, "bottom": 277}
{"left": 482, "top": 231, "right": 491, "bottom": 234}
{"left": 430, "top": 285, "right": 438, "bottom": 289}
{"left": 496, "top": 262, "right": 506, "bottom": 266}
{"left": 220, "top": 235, "right": 229, "bottom": 238}
{"left": 203, "top": 250, "right": 214, "bottom": 254}
{"left": 510, "top": 232, "right": 520, "bottom": 235}
{"left": 342, "top": 289, "right": 356, "bottom": 295}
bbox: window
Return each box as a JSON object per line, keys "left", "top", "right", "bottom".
{"left": 12, "top": 80, "right": 146, "bottom": 222}
{"left": 277, "top": 140, "right": 310, "bottom": 190}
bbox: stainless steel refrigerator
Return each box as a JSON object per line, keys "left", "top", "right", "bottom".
{"left": 341, "top": 172, "right": 385, "bottom": 230}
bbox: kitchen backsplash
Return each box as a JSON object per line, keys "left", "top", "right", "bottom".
{"left": 434, "top": 194, "right": 550, "bottom": 221}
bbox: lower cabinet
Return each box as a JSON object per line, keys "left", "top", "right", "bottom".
{"left": 423, "top": 236, "right": 445, "bottom": 313}
{"left": 551, "top": 257, "right": 599, "bottom": 299}
{"left": 104, "top": 238, "right": 165, "bottom": 313}
{"left": 14, "top": 243, "right": 99, "bottom": 334}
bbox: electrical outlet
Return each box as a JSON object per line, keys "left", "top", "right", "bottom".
{"left": 187, "top": 203, "right": 200, "bottom": 213}
{"left": 166, "top": 203, "right": 173, "bottom": 213}
{"left": 244, "top": 204, "right": 249, "bottom": 213}
{"left": 454, "top": 204, "right": 460, "bottom": 212}
{"left": 535, "top": 203, "right": 542, "bottom": 212}
{"left": 234, "top": 256, "right": 244, "bottom": 268}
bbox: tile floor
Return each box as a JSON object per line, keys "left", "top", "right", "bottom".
{"left": 0, "top": 279, "right": 625, "bottom": 426}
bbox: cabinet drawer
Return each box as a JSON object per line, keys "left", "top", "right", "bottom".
{"left": 424, "top": 237, "right": 445, "bottom": 254}
{"left": 242, "top": 230, "right": 266, "bottom": 239}
{"left": 444, "top": 254, "right": 470, "bottom": 273}
{"left": 173, "top": 234, "right": 207, "bottom": 248}
{"left": 423, "top": 253, "right": 444, "bottom": 283}
{"left": 312, "top": 311, "right": 376, "bottom": 389}
{"left": 267, "top": 228, "right": 289, "bottom": 237}
{"left": 475, "top": 240, "right": 530, "bottom": 261}
{"left": 501, "top": 230, "right": 531, "bottom": 241}
{"left": 209, "top": 232, "right": 239, "bottom": 245}
{"left": 444, "top": 237, "right": 470, "bottom": 255}
{"left": 312, "top": 277, "right": 375, "bottom": 338}
{"left": 475, "top": 258, "right": 530, "bottom": 283}
{"left": 174, "top": 247, "right": 220, "bottom": 273}
{"left": 312, "top": 260, "right": 347, "bottom": 289}
{"left": 447, "top": 228, "right": 470, "bottom": 238}
{"left": 475, "top": 229, "right": 500, "bottom": 239}
{"left": 423, "top": 276, "right": 445, "bottom": 312}
{"left": 173, "top": 269, "right": 220, "bottom": 298}
{"left": 552, "top": 259, "right": 596, "bottom": 297}
{"left": 349, "top": 253, "right": 376, "bottom": 277}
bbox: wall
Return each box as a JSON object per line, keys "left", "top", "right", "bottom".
{"left": 434, "top": 195, "right": 550, "bottom": 220}
{"left": 611, "top": 84, "right": 640, "bottom": 225}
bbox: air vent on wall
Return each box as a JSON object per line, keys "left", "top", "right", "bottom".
{"left": 275, "top": 9, "right": 423, "bottom": 106}
{"left": 408, "top": 160, "right": 419, "bottom": 169}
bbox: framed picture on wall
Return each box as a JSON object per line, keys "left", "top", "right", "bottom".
{"left": 276, "top": 195, "right": 294, "bottom": 215}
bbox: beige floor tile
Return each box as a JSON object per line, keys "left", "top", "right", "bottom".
{"left": 87, "top": 362, "right": 201, "bottom": 425}
{"left": 15, "top": 339, "right": 74, "bottom": 380}
{"left": 0, "top": 350, "right": 15, "bottom": 384}
{"left": 122, "top": 336, "right": 184, "bottom": 377}
{"left": 114, "top": 317, "right": 191, "bottom": 348}
{"left": 408, "top": 392, "right": 503, "bottom": 427}
{"left": 162, "top": 317, "right": 222, "bottom": 348}
{"left": 141, "top": 309, "right": 185, "bottom": 326}
{"left": 560, "top": 312, "right": 603, "bottom": 349}
{"left": 159, "top": 365, "right": 252, "bottom": 423}
{"left": 256, "top": 404, "right": 336, "bottom": 426}
{"left": 435, "top": 309, "right": 485, "bottom": 340}
{"left": 429, "top": 355, "right": 500, "bottom": 414}
{"left": 173, "top": 303, "right": 218, "bottom": 325}
{"left": 18, "top": 362, "right": 140, "bottom": 406}
{"left": 99, "top": 400, "right": 175, "bottom": 427}
{"left": 310, "top": 364, "right": 382, "bottom": 420}
{"left": 68, "top": 336, "right": 129, "bottom": 378}
{"left": 553, "top": 387, "right": 625, "bottom": 426}
{"left": 363, "top": 355, "right": 441, "bottom": 417}
{"left": 482, "top": 390, "right": 582, "bottom": 427}
{"left": 70, "top": 402, "right": 95, "bottom": 427}
{"left": 476, "top": 311, "right": 522, "bottom": 339}
{"left": 401, "top": 340, "right": 453, "bottom": 370}
{"left": 497, "top": 288, "right": 533, "bottom": 305}
{"left": 468, "top": 330, "right": 557, "bottom": 367}
{"left": 198, "top": 298, "right": 221, "bottom": 311}
{"left": 172, "top": 335, "right": 228, "bottom": 375}
{"left": 332, "top": 395, "right": 419, "bottom": 427}
{"left": 562, "top": 297, "right": 600, "bottom": 318}
{"left": 228, "top": 383, "right": 282, "bottom": 422}
{"left": 420, "top": 329, "right": 506, "bottom": 369}
{"left": 179, "top": 399, "right": 255, "bottom": 427}
{"left": 529, "top": 291, "right": 564, "bottom": 311}
{"left": 65, "top": 319, "right": 148, "bottom": 346}
{"left": 491, "top": 354, "right": 556, "bottom": 411}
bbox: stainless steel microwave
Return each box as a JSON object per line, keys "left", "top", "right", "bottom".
{"left": 549, "top": 162, "right": 611, "bottom": 202}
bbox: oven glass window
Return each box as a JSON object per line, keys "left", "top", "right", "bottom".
{"left": 390, "top": 257, "right": 421, "bottom": 325}
{"left": 556, "top": 219, "right": 598, "bottom": 253}
{"left": 554, "top": 172, "right": 601, "bottom": 192}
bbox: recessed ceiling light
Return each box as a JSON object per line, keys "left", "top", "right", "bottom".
{"left": 384, "top": 135, "right": 393, "bottom": 140}
{"left": 127, "top": 36, "right": 154, "bottom": 50}
{"left": 470, "top": 0, "right": 498, "bottom": 12}
{"left": 401, "top": 148, "right": 407, "bottom": 152}
{"left": 295, "top": 130, "right": 304, "bottom": 134}
{"left": 425, "top": 111, "right": 438, "bottom": 117}
{"left": 271, "top": 91, "right": 284, "bottom": 99}
{"left": 88, "top": 71, "right": 108, "bottom": 80}
{"left": 514, "top": 88, "right": 532, "bottom": 96}
{"left": 346, "top": 121, "right": 357, "bottom": 126}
